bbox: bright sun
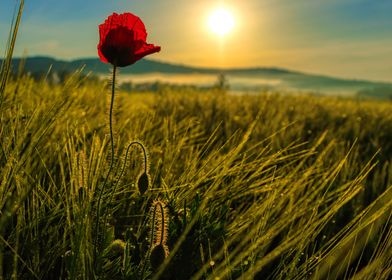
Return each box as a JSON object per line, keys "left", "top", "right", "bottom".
{"left": 208, "top": 8, "right": 235, "bottom": 36}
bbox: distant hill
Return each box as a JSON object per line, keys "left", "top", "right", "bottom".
{"left": 5, "top": 56, "right": 294, "bottom": 75}
{"left": 4, "top": 56, "right": 392, "bottom": 96}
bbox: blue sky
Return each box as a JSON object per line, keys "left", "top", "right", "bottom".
{"left": 0, "top": 0, "right": 391, "bottom": 82}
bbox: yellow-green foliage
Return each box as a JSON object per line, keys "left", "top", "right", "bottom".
{"left": 0, "top": 74, "right": 391, "bottom": 279}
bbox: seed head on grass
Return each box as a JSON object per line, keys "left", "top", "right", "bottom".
{"left": 101, "top": 239, "right": 126, "bottom": 278}
{"left": 103, "top": 239, "right": 126, "bottom": 260}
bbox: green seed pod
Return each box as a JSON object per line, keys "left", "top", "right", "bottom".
{"left": 150, "top": 244, "right": 168, "bottom": 271}
{"left": 137, "top": 172, "right": 149, "bottom": 195}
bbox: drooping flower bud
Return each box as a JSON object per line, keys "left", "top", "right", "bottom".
{"left": 150, "top": 243, "right": 169, "bottom": 271}
{"left": 137, "top": 172, "right": 150, "bottom": 195}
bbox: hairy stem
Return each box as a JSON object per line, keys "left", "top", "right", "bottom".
{"left": 105, "top": 141, "right": 149, "bottom": 218}
{"left": 94, "top": 65, "right": 117, "bottom": 267}
{"left": 158, "top": 202, "right": 165, "bottom": 245}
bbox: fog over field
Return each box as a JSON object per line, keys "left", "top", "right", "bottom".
{"left": 114, "top": 72, "right": 360, "bottom": 95}
{"left": 6, "top": 56, "right": 391, "bottom": 97}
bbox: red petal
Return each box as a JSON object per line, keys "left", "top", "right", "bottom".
{"left": 134, "top": 44, "right": 161, "bottom": 61}
{"left": 131, "top": 17, "right": 147, "bottom": 42}
{"left": 99, "top": 13, "right": 144, "bottom": 45}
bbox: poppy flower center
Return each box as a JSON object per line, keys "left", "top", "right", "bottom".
{"left": 101, "top": 27, "right": 143, "bottom": 67}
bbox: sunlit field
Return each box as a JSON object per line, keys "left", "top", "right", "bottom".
{"left": 0, "top": 72, "right": 391, "bottom": 279}
{"left": 1, "top": 1, "right": 392, "bottom": 280}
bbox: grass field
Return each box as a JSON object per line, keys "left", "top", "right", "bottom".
{"left": 0, "top": 70, "right": 391, "bottom": 279}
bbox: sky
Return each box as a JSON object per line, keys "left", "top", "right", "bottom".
{"left": 0, "top": 0, "right": 391, "bottom": 82}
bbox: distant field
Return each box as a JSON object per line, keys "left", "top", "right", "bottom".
{"left": 0, "top": 74, "right": 391, "bottom": 279}
{"left": 107, "top": 73, "right": 284, "bottom": 91}
{"left": 112, "top": 72, "right": 372, "bottom": 96}
{"left": 7, "top": 56, "right": 392, "bottom": 96}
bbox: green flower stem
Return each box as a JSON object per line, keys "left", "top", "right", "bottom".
{"left": 94, "top": 64, "right": 117, "bottom": 267}
{"left": 109, "top": 65, "right": 117, "bottom": 169}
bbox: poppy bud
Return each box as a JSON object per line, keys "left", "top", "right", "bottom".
{"left": 137, "top": 172, "right": 150, "bottom": 195}
{"left": 150, "top": 244, "right": 169, "bottom": 271}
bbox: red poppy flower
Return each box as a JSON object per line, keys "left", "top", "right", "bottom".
{"left": 98, "top": 12, "right": 161, "bottom": 67}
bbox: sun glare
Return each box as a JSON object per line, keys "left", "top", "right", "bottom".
{"left": 208, "top": 8, "right": 235, "bottom": 36}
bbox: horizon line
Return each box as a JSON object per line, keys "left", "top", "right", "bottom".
{"left": 4, "top": 54, "right": 392, "bottom": 85}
